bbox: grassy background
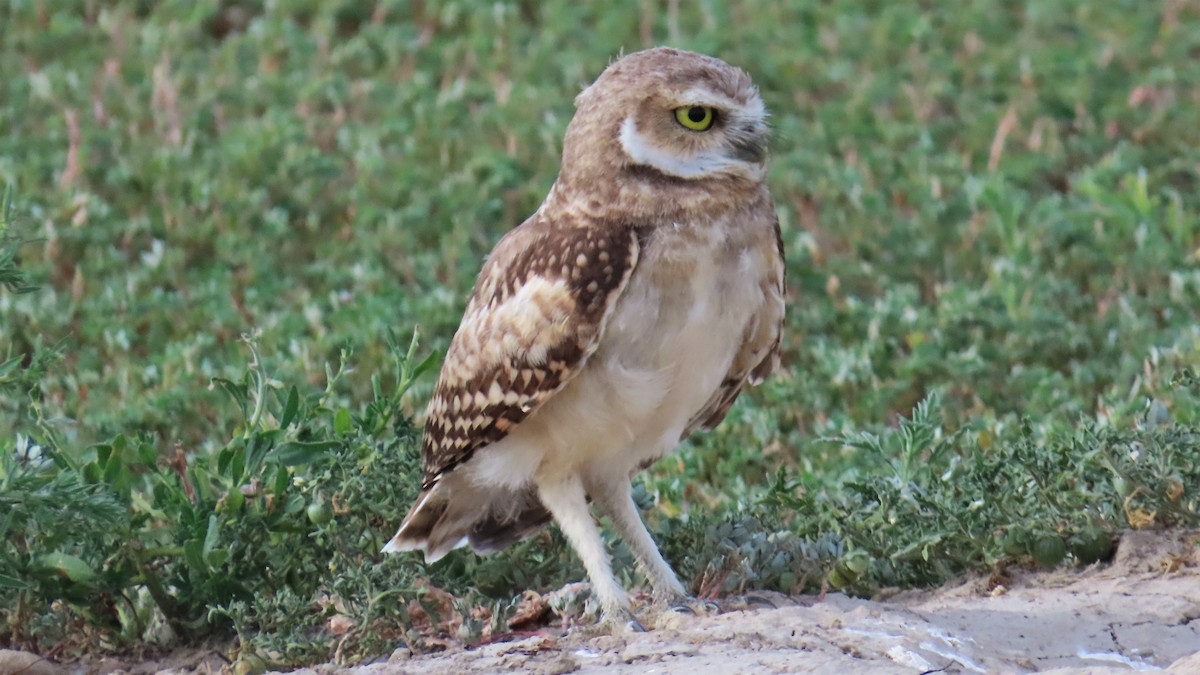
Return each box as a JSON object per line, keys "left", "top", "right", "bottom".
{"left": 2, "top": 0, "right": 1200, "bottom": 667}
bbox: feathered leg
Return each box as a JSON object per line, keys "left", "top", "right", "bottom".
{"left": 537, "top": 473, "right": 644, "bottom": 631}
{"left": 590, "top": 478, "right": 687, "bottom": 603}
{"left": 591, "top": 477, "right": 718, "bottom": 620}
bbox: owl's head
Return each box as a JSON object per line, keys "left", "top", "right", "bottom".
{"left": 563, "top": 48, "right": 769, "bottom": 186}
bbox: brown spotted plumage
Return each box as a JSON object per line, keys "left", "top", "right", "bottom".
{"left": 420, "top": 219, "right": 640, "bottom": 488}
{"left": 384, "top": 47, "right": 785, "bottom": 631}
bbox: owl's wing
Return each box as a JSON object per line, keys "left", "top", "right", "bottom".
{"left": 419, "top": 215, "right": 640, "bottom": 489}
{"left": 683, "top": 214, "right": 785, "bottom": 437}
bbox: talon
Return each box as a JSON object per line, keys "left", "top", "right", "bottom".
{"left": 744, "top": 593, "right": 778, "bottom": 609}
{"left": 601, "top": 608, "right": 647, "bottom": 634}
{"left": 660, "top": 596, "right": 720, "bottom": 621}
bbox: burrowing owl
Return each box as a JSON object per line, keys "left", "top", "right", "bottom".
{"left": 384, "top": 47, "right": 784, "bottom": 630}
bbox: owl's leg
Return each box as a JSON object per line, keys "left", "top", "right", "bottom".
{"left": 589, "top": 478, "right": 690, "bottom": 605}
{"left": 591, "top": 479, "right": 720, "bottom": 624}
{"left": 537, "top": 474, "right": 644, "bottom": 631}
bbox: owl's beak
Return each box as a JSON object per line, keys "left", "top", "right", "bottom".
{"left": 731, "top": 130, "right": 768, "bottom": 164}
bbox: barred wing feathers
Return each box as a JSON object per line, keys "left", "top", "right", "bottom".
{"left": 419, "top": 216, "right": 640, "bottom": 489}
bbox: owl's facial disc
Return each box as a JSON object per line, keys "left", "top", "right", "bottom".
{"left": 618, "top": 85, "right": 768, "bottom": 180}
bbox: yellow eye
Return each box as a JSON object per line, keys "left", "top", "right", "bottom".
{"left": 674, "top": 106, "right": 715, "bottom": 131}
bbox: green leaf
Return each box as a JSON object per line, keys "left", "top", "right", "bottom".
{"left": 218, "top": 440, "right": 247, "bottom": 481}
{"left": 205, "top": 548, "right": 230, "bottom": 569}
{"left": 272, "top": 440, "right": 340, "bottom": 466}
{"left": 334, "top": 407, "right": 352, "bottom": 435}
{"left": 230, "top": 445, "right": 246, "bottom": 483}
{"left": 202, "top": 513, "right": 220, "bottom": 557}
{"left": 103, "top": 453, "right": 124, "bottom": 485}
{"left": 82, "top": 461, "right": 102, "bottom": 484}
{"left": 0, "top": 183, "right": 10, "bottom": 227}
{"left": 411, "top": 349, "right": 439, "bottom": 382}
{"left": 272, "top": 463, "right": 289, "bottom": 497}
{"left": 184, "top": 539, "right": 207, "bottom": 572}
{"left": 0, "top": 572, "right": 33, "bottom": 589}
{"left": 222, "top": 487, "right": 245, "bottom": 512}
{"left": 284, "top": 493, "right": 306, "bottom": 515}
{"left": 137, "top": 439, "right": 158, "bottom": 467}
{"left": 280, "top": 385, "right": 300, "bottom": 428}
{"left": 212, "top": 376, "right": 250, "bottom": 417}
{"left": 0, "top": 355, "right": 22, "bottom": 381}
{"left": 244, "top": 430, "right": 280, "bottom": 476}
{"left": 37, "top": 552, "right": 95, "bottom": 583}
{"left": 96, "top": 443, "right": 113, "bottom": 469}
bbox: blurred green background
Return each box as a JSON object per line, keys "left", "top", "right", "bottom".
{"left": 3, "top": 0, "right": 1196, "bottom": 450}
{"left": 2, "top": 0, "right": 1199, "bottom": 664}
{"left": 5, "top": 0, "right": 1200, "bottom": 449}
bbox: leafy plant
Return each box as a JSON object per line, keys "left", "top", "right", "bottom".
{"left": 3, "top": 0, "right": 1200, "bottom": 667}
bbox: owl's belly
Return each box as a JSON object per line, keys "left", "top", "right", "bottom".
{"left": 537, "top": 238, "right": 765, "bottom": 479}
{"left": 462, "top": 230, "right": 767, "bottom": 490}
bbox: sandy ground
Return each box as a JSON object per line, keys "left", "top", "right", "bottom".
{"left": 345, "top": 530, "right": 1200, "bottom": 675}
{"left": 4, "top": 530, "right": 1197, "bottom": 675}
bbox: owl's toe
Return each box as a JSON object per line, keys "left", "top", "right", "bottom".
{"left": 660, "top": 594, "right": 720, "bottom": 615}
{"left": 600, "top": 607, "right": 647, "bottom": 634}
{"left": 655, "top": 596, "right": 721, "bottom": 628}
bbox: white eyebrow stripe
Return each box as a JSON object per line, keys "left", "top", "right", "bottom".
{"left": 676, "top": 87, "right": 741, "bottom": 107}
{"left": 618, "top": 116, "right": 763, "bottom": 181}
{"left": 675, "top": 87, "right": 767, "bottom": 123}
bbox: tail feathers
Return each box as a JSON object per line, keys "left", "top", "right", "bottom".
{"left": 384, "top": 483, "right": 551, "bottom": 561}
{"left": 468, "top": 501, "right": 552, "bottom": 553}
{"left": 383, "top": 486, "right": 466, "bottom": 562}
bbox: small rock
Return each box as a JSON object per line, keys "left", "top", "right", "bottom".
{"left": 328, "top": 614, "right": 354, "bottom": 635}
{"left": 528, "top": 654, "right": 579, "bottom": 675}
{"left": 0, "top": 651, "right": 62, "bottom": 675}
{"left": 587, "top": 635, "right": 626, "bottom": 653}
{"left": 884, "top": 645, "right": 935, "bottom": 671}
{"left": 493, "top": 653, "right": 530, "bottom": 669}
{"left": 509, "top": 590, "right": 552, "bottom": 629}
{"left": 1169, "top": 650, "right": 1200, "bottom": 673}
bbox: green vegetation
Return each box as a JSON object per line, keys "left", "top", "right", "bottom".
{"left": 2, "top": 0, "right": 1199, "bottom": 668}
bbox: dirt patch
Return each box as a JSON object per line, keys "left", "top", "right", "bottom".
{"left": 339, "top": 530, "right": 1200, "bottom": 674}
{"left": 14, "top": 531, "right": 1198, "bottom": 674}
